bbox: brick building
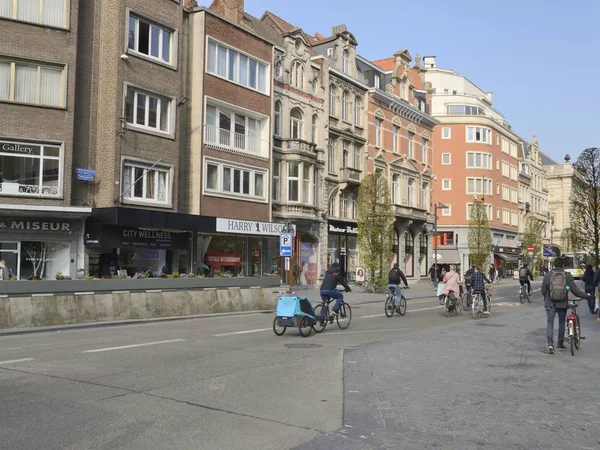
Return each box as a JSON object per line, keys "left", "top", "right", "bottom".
{"left": 0, "top": 0, "right": 90, "bottom": 279}
{"left": 424, "top": 57, "right": 521, "bottom": 275}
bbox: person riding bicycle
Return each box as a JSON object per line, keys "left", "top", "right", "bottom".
{"left": 320, "top": 262, "right": 351, "bottom": 315}
{"left": 519, "top": 264, "right": 534, "bottom": 295}
{"left": 541, "top": 257, "right": 589, "bottom": 354}
{"left": 471, "top": 266, "right": 491, "bottom": 315}
{"left": 387, "top": 263, "right": 408, "bottom": 311}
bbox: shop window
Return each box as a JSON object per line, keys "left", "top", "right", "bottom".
{"left": 433, "top": 232, "right": 455, "bottom": 247}
{"left": 19, "top": 241, "right": 70, "bottom": 280}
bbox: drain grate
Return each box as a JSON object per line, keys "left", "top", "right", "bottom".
{"left": 475, "top": 323, "right": 507, "bottom": 327}
{"left": 284, "top": 343, "right": 323, "bottom": 349}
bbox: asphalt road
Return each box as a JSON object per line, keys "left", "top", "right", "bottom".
{"left": 0, "top": 280, "right": 542, "bottom": 450}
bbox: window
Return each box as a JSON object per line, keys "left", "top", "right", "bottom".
{"left": 466, "top": 126, "right": 491, "bottom": 144}
{"left": 328, "top": 195, "right": 335, "bottom": 216}
{"left": 510, "top": 142, "right": 518, "bottom": 158}
{"left": 353, "top": 143, "right": 360, "bottom": 170}
{"left": 274, "top": 61, "right": 282, "bottom": 79}
{"left": 354, "top": 96, "right": 362, "bottom": 126}
{"left": 0, "top": 0, "right": 68, "bottom": 28}
{"left": 327, "top": 141, "right": 335, "bottom": 173}
{"left": 342, "top": 49, "right": 349, "bottom": 74}
{"left": 511, "top": 188, "right": 518, "bottom": 204}
{"left": 496, "top": 208, "right": 500, "bottom": 220}
{"left": 291, "top": 61, "right": 303, "bottom": 88}
{"left": 421, "top": 138, "right": 428, "bottom": 163}
{"left": 374, "top": 74, "right": 380, "bottom": 89}
{"left": 447, "top": 105, "right": 484, "bottom": 115}
{"left": 125, "top": 85, "right": 172, "bottom": 134}
{"left": 128, "top": 15, "right": 173, "bottom": 65}
{"left": 502, "top": 184, "right": 510, "bottom": 201}
{"left": 0, "top": 59, "right": 65, "bottom": 107}
{"left": 435, "top": 231, "right": 455, "bottom": 246}
{"left": 342, "top": 90, "right": 350, "bottom": 121}
{"left": 0, "top": 140, "right": 61, "bottom": 197}
{"left": 466, "top": 178, "right": 492, "bottom": 195}
{"left": 502, "top": 208, "right": 510, "bottom": 225}
{"left": 311, "top": 114, "right": 318, "bottom": 144}
{"left": 392, "top": 125, "right": 399, "bottom": 153}
{"left": 442, "top": 179, "right": 451, "bottom": 191}
{"left": 290, "top": 108, "right": 303, "bottom": 140}
{"left": 342, "top": 141, "right": 349, "bottom": 167}
{"left": 496, "top": 158, "right": 500, "bottom": 170}
{"left": 340, "top": 192, "right": 356, "bottom": 219}
{"left": 441, "top": 127, "right": 451, "bottom": 139}
{"left": 204, "top": 160, "right": 266, "bottom": 200}
{"left": 205, "top": 104, "right": 265, "bottom": 157}
{"left": 329, "top": 85, "right": 336, "bottom": 116}
{"left": 272, "top": 161, "right": 280, "bottom": 202}
{"left": 442, "top": 204, "right": 451, "bottom": 216}
{"left": 408, "top": 132, "right": 414, "bottom": 158}
{"left": 466, "top": 152, "right": 492, "bottom": 169}
{"left": 510, "top": 165, "right": 518, "bottom": 181}
{"left": 407, "top": 178, "right": 415, "bottom": 207}
{"left": 302, "top": 164, "right": 311, "bottom": 204}
{"left": 442, "top": 153, "right": 451, "bottom": 165}
{"left": 501, "top": 137, "right": 509, "bottom": 154}
{"left": 467, "top": 203, "right": 493, "bottom": 220}
{"left": 392, "top": 174, "right": 399, "bottom": 204}
{"left": 375, "top": 118, "right": 382, "bottom": 147}
{"left": 421, "top": 182, "right": 429, "bottom": 209}
{"left": 123, "top": 161, "right": 170, "bottom": 204}
{"left": 502, "top": 161, "right": 510, "bottom": 178}
{"left": 206, "top": 39, "right": 268, "bottom": 93}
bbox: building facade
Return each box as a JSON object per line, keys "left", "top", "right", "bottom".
{"left": 425, "top": 57, "right": 521, "bottom": 275}
{"left": 357, "top": 52, "right": 438, "bottom": 279}
{"left": 0, "top": 0, "right": 90, "bottom": 279}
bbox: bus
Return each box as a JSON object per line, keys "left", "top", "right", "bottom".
{"left": 562, "top": 252, "right": 587, "bottom": 280}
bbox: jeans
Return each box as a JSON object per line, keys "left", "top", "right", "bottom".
{"left": 585, "top": 288, "right": 595, "bottom": 313}
{"left": 320, "top": 289, "right": 343, "bottom": 312}
{"left": 474, "top": 291, "right": 488, "bottom": 312}
{"left": 546, "top": 306, "right": 567, "bottom": 346}
{"left": 520, "top": 280, "right": 531, "bottom": 294}
{"left": 387, "top": 284, "right": 402, "bottom": 307}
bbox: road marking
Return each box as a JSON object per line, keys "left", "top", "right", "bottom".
{"left": 211, "top": 328, "right": 272, "bottom": 337}
{"left": 83, "top": 339, "right": 185, "bottom": 353}
{"left": 360, "top": 305, "right": 443, "bottom": 319}
{"left": 0, "top": 358, "right": 34, "bottom": 365}
{"left": 322, "top": 328, "right": 411, "bottom": 336}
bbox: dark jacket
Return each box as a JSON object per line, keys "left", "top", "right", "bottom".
{"left": 541, "top": 268, "right": 587, "bottom": 309}
{"left": 582, "top": 271, "right": 595, "bottom": 292}
{"left": 518, "top": 268, "right": 533, "bottom": 281}
{"left": 320, "top": 266, "right": 350, "bottom": 291}
{"left": 471, "top": 272, "right": 490, "bottom": 293}
{"left": 464, "top": 268, "right": 474, "bottom": 286}
{"left": 594, "top": 268, "right": 600, "bottom": 288}
{"left": 388, "top": 268, "right": 408, "bottom": 286}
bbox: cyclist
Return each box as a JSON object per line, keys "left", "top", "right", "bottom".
{"left": 319, "top": 262, "right": 351, "bottom": 316}
{"left": 471, "top": 266, "right": 491, "bottom": 315}
{"left": 541, "top": 257, "right": 589, "bottom": 354}
{"left": 519, "top": 264, "right": 534, "bottom": 296}
{"left": 387, "top": 263, "right": 408, "bottom": 311}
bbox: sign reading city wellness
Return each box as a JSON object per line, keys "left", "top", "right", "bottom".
{"left": 216, "top": 218, "right": 287, "bottom": 236}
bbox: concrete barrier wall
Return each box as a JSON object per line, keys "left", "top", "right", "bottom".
{"left": 0, "top": 287, "right": 282, "bottom": 329}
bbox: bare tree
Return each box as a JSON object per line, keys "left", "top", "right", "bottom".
{"left": 570, "top": 148, "right": 600, "bottom": 264}
{"left": 24, "top": 242, "right": 47, "bottom": 278}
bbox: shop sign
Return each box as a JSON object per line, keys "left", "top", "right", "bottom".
{"left": 216, "top": 218, "right": 287, "bottom": 236}
{"left": 0, "top": 219, "right": 71, "bottom": 232}
{"left": 1, "top": 141, "right": 41, "bottom": 155}
{"left": 205, "top": 253, "right": 242, "bottom": 267}
{"left": 328, "top": 223, "right": 358, "bottom": 235}
{"left": 85, "top": 225, "right": 190, "bottom": 250}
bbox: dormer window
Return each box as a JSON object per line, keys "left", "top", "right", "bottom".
{"left": 342, "top": 49, "right": 349, "bottom": 74}
{"left": 374, "top": 74, "right": 380, "bottom": 89}
{"left": 291, "top": 61, "right": 303, "bottom": 89}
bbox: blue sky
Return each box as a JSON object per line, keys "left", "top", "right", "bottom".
{"left": 240, "top": 0, "right": 599, "bottom": 161}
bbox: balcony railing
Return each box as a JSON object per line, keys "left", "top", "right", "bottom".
{"left": 204, "top": 124, "right": 268, "bottom": 159}
{"left": 394, "top": 205, "right": 428, "bottom": 220}
{"left": 339, "top": 167, "right": 361, "bottom": 183}
{"left": 273, "top": 203, "right": 319, "bottom": 218}
{"left": 283, "top": 139, "right": 317, "bottom": 155}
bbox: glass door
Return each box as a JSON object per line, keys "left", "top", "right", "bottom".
{"left": 0, "top": 241, "right": 20, "bottom": 279}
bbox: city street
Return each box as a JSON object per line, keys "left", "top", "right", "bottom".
{"left": 4, "top": 280, "right": 596, "bottom": 450}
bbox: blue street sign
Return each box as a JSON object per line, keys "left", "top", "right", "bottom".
{"left": 75, "top": 168, "right": 96, "bottom": 181}
{"left": 279, "top": 232, "right": 293, "bottom": 257}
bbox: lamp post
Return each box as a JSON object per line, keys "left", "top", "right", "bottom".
{"left": 433, "top": 203, "right": 449, "bottom": 283}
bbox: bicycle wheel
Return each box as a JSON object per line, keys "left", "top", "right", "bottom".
{"left": 455, "top": 296, "right": 463, "bottom": 315}
{"left": 527, "top": 292, "right": 533, "bottom": 303}
{"left": 472, "top": 297, "right": 481, "bottom": 320}
{"left": 384, "top": 294, "right": 395, "bottom": 318}
{"left": 574, "top": 317, "right": 581, "bottom": 350}
{"left": 336, "top": 303, "right": 352, "bottom": 329}
{"left": 398, "top": 296, "right": 407, "bottom": 316}
{"left": 570, "top": 323, "right": 576, "bottom": 356}
{"left": 519, "top": 290, "right": 525, "bottom": 304}
{"left": 463, "top": 294, "right": 470, "bottom": 311}
{"left": 298, "top": 316, "right": 312, "bottom": 338}
{"left": 273, "top": 317, "right": 286, "bottom": 336}
{"left": 445, "top": 297, "right": 452, "bottom": 317}
{"left": 312, "top": 304, "right": 327, "bottom": 333}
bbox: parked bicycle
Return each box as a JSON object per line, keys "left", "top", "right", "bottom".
{"left": 565, "top": 300, "right": 582, "bottom": 356}
{"left": 312, "top": 289, "right": 352, "bottom": 333}
{"left": 519, "top": 284, "right": 532, "bottom": 304}
{"left": 384, "top": 286, "right": 409, "bottom": 318}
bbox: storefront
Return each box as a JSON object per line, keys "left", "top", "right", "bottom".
{"left": 493, "top": 246, "right": 520, "bottom": 277}
{"left": 0, "top": 217, "right": 85, "bottom": 279}
{"left": 327, "top": 220, "right": 358, "bottom": 282}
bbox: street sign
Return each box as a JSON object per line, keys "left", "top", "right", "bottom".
{"left": 75, "top": 168, "right": 96, "bottom": 181}
{"left": 284, "top": 257, "right": 290, "bottom": 271}
{"left": 528, "top": 252, "right": 534, "bottom": 258}
{"left": 527, "top": 246, "right": 534, "bottom": 253}
{"left": 279, "top": 232, "right": 293, "bottom": 257}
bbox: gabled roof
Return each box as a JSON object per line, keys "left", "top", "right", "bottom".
{"left": 261, "top": 11, "right": 296, "bottom": 33}
{"left": 243, "top": 13, "right": 285, "bottom": 47}
{"left": 540, "top": 151, "right": 558, "bottom": 165}
{"left": 372, "top": 57, "right": 395, "bottom": 71}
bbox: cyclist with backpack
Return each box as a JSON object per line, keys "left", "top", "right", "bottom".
{"left": 519, "top": 264, "right": 534, "bottom": 295}
{"left": 541, "top": 257, "right": 590, "bottom": 354}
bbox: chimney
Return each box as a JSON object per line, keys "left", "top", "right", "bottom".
{"left": 423, "top": 56, "right": 436, "bottom": 69}
{"left": 485, "top": 92, "right": 493, "bottom": 103}
{"left": 210, "top": 0, "right": 244, "bottom": 24}
{"left": 332, "top": 24, "right": 347, "bottom": 35}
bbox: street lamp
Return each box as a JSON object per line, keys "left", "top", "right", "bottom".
{"left": 433, "top": 203, "right": 449, "bottom": 283}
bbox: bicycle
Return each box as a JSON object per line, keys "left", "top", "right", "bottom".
{"left": 565, "top": 300, "right": 582, "bottom": 356}
{"left": 442, "top": 290, "right": 463, "bottom": 317}
{"left": 384, "top": 286, "right": 409, "bottom": 318}
{"left": 312, "top": 289, "right": 352, "bottom": 333}
{"left": 472, "top": 285, "right": 492, "bottom": 319}
{"left": 462, "top": 284, "right": 473, "bottom": 311}
{"left": 519, "top": 283, "right": 532, "bottom": 304}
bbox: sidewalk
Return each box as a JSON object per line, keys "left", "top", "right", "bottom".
{"left": 296, "top": 304, "right": 600, "bottom": 449}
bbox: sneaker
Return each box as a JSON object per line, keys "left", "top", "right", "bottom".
{"left": 557, "top": 344, "right": 566, "bottom": 351}
{"left": 579, "top": 333, "right": 585, "bottom": 340}
{"left": 548, "top": 345, "right": 555, "bottom": 354}
{"left": 483, "top": 311, "right": 490, "bottom": 316}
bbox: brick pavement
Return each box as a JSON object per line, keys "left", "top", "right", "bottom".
{"left": 295, "top": 306, "right": 600, "bottom": 449}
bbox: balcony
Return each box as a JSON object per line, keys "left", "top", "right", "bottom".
{"left": 279, "top": 139, "right": 318, "bottom": 158}
{"left": 394, "top": 204, "right": 430, "bottom": 221}
{"left": 204, "top": 124, "right": 269, "bottom": 159}
{"left": 272, "top": 203, "right": 320, "bottom": 219}
{"left": 339, "top": 167, "right": 362, "bottom": 184}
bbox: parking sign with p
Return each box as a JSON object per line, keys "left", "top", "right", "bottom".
{"left": 279, "top": 233, "right": 293, "bottom": 257}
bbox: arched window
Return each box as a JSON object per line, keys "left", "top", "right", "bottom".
{"left": 274, "top": 100, "right": 282, "bottom": 137}
{"left": 291, "top": 61, "right": 303, "bottom": 88}
{"left": 329, "top": 85, "right": 336, "bottom": 116}
{"left": 354, "top": 95, "right": 362, "bottom": 126}
{"left": 342, "top": 49, "right": 349, "bottom": 74}
{"left": 274, "top": 61, "right": 282, "bottom": 79}
{"left": 311, "top": 114, "right": 318, "bottom": 144}
{"left": 342, "top": 90, "right": 350, "bottom": 121}
{"left": 328, "top": 195, "right": 336, "bottom": 216}
{"left": 290, "top": 108, "right": 303, "bottom": 140}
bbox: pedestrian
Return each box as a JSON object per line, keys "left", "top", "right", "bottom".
{"left": 497, "top": 266, "right": 504, "bottom": 283}
{"left": 0, "top": 260, "right": 6, "bottom": 280}
{"left": 488, "top": 264, "right": 496, "bottom": 283}
{"left": 541, "top": 257, "right": 590, "bottom": 354}
{"left": 582, "top": 264, "right": 596, "bottom": 314}
{"left": 428, "top": 263, "right": 437, "bottom": 286}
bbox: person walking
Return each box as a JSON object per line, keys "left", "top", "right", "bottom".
{"left": 488, "top": 264, "right": 496, "bottom": 283}
{"left": 582, "top": 264, "right": 596, "bottom": 314}
{"left": 428, "top": 263, "right": 438, "bottom": 286}
{"left": 541, "top": 257, "right": 590, "bottom": 354}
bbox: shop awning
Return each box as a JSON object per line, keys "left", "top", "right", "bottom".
{"left": 434, "top": 249, "right": 461, "bottom": 264}
{"left": 496, "top": 253, "right": 519, "bottom": 262}
{"left": 543, "top": 247, "right": 556, "bottom": 257}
